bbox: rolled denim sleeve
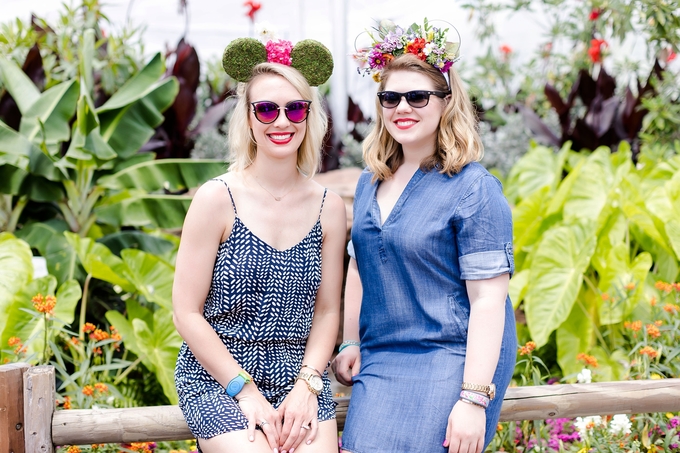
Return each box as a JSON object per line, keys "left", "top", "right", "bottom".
{"left": 454, "top": 174, "right": 514, "bottom": 280}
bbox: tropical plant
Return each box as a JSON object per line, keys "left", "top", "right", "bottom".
{"left": 506, "top": 141, "right": 680, "bottom": 379}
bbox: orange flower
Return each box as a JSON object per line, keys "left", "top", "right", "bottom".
{"left": 624, "top": 320, "right": 643, "bottom": 332}
{"left": 32, "top": 294, "right": 56, "bottom": 315}
{"left": 654, "top": 320, "right": 663, "bottom": 326}
{"left": 8, "top": 336, "right": 21, "bottom": 347}
{"left": 66, "top": 446, "right": 81, "bottom": 453}
{"left": 646, "top": 324, "right": 661, "bottom": 338}
{"left": 655, "top": 281, "right": 673, "bottom": 292}
{"left": 63, "top": 396, "right": 72, "bottom": 410}
{"left": 518, "top": 341, "right": 537, "bottom": 355}
{"left": 624, "top": 282, "right": 636, "bottom": 291}
{"left": 650, "top": 296, "right": 657, "bottom": 307}
{"left": 93, "top": 347, "right": 103, "bottom": 356}
{"left": 664, "top": 304, "right": 680, "bottom": 314}
{"left": 82, "top": 385, "right": 95, "bottom": 396}
{"left": 82, "top": 323, "right": 96, "bottom": 334}
{"left": 94, "top": 383, "right": 109, "bottom": 394}
{"left": 405, "top": 38, "right": 427, "bottom": 60}
{"left": 601, "top": 292, "right": 610, "bottom": 301}
{"left": 70, "top": 337, "right": 79, "bottom": 345}
{"left": 110, "top": 326, "right": 122, "bottom": 341}
{"left": 576, "top": 352, "right": 599, "bottom": 368}
{"left": 90, "top": 329, "right": 110, "bottom": 341}
{"left": 639, "top": 346, "right": 658, "bottom": 358}
{"left": 2, "top": 357, "right": 10, "bottom": 364}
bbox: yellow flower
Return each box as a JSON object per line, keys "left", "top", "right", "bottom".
{"left": 651, "top": 373, "right": 662, "bottom": 380}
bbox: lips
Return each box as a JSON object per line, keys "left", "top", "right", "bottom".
{"left": 394, "top": 119, "right": 418, "bottom": 130}
{"left": 267, "top": 133, "right": 294, "bottom": 144}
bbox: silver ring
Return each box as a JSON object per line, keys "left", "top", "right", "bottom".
{"left": 301, "top": 424, "right": 311, "bottom": 430}
{"left": 259, "top": 420, "right": 269, "bottom": 428}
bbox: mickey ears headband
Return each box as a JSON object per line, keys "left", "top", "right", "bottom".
{"left": 222, "top": 37, "right": 334, "bottom": 87}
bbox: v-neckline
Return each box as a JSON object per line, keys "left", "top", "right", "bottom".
{"left": 373, "top": 168, "right": 425, "bottom": 228}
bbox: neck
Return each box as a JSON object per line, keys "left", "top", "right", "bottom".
{"left": 401, "top": 141, "right": 436, "bottom": 167}
{"left": 248, "top": 153, "right": 301, "bottom": 184}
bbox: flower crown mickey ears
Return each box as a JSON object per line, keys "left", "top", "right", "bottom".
{"left": 353, "top": 18, "right": 461, "bottom": 82}
{"left": 222, "top": 37, "right": 334, "bottom": 86}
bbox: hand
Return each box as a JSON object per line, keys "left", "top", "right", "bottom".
{"left": 331, "top": 346, "right": 361, "bottom": 386}
{"left": 444, "top": 400, "right": 486, "bottom": 453}
{"left": 235, "top": 384, "right": 281, "bottom": 451}
{"left": 276, "top": 381, "right": 319, "bottom": 453}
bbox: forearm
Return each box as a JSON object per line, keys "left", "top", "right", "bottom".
{"left": 342, "top": 258, "right": 362, "bottom": 342}
{"left": 174, "top": 312, "right": 245, "bottom": 388}
{"left": 302, "top": 309, "right": 340, "bottom": 372}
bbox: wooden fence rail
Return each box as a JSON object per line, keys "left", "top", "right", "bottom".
{"left": 2, "top": 363, "right": 680, "bottom": 451}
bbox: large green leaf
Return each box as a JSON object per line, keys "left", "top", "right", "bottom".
{"left": 97, "top": 54, "right": 178, "bottom": 159}
{"left": 132, "top": 309, "right": 182, "bottom": 404}
{"left": 513, "top": 185, "right": 551, "bottom": 256}
{"left": 98, "top": 231, "right": 175, "bottom": 257}
{"left": 44, "top": 231, "right": 82, "bottom": 285}
{"left": 0, "top": 277, "right": 81, "bottom": 361}
{"left": 556, "top": 289, "right": 596, "bottom": 379}
{"left": 98, "top": 159, "right": 226, "bottom": 192}
{"left": 15, "top": 220, "right": 68, "bottom": 257}
{"left": 0, "top": 120, "right": 36, "bottom": 165}
{"left": 63, "top": 232, "right": 134, "bottom": 292}
{"left": 508, "top": 269, "right": 529, "bottom": 309}
{"left": 563, "top": 148, "right": 614, "bottom": 221}
{"left": 0, "top": 58, "right": 41, "bottom": 113}
{"left": 95, "top": 192, "right": 193, "bottom": 229}
{"left": 597, "top": 245, "right": 652, "bottom": 325}
{"left": 0, "top": 162, "right": 28, "bottom": 195}
{"left": 120, "top": 249, "right": 174, "bottom": 310}
{"left": 0, "top": 233, "right": 33, "bottom": 342}
{"left": 505, "top": 144, "right": 563, "bottom": 204}
{"left": 19, "top": 79, "right": 79, "bottom": 145}
{"left": 524, "top": 221, "right": 597, "bottom": 347}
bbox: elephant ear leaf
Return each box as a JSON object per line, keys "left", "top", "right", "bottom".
{"left": 120, "top": 249, "right": 174, "bottom": 310}
{"left": 524, "top": 220, "right": 597, "bottom": 348}
{"left": 0, "top": 233, "right": 33, "bottom": 342}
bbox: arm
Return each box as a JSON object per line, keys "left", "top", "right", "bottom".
{"left": 172, "top": 182, "right": 280, "bottom": 448}
{"left": 278, "top": 191, "right": 346, "bottom": 451}
{"left": 331, "top": 256, "right": 362, "bottom": 386}
{"left": 445, "top": 274, "right": 509, "bottom": 453}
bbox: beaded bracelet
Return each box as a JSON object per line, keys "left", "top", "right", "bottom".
{"left": 338, "top": 340, "right": 360, "bottom": 352}
{"left": 460, "top": 390, "right": 490, "bottom": 408}
{"left": 459, "top": 397, "right": 486, "bottom": 409}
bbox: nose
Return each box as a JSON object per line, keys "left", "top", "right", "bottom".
{"left": 272, "top": 107, "right": 291, "bottom": 126}
{"left": 395, "top": 95, "right": 412, "bottom": 112}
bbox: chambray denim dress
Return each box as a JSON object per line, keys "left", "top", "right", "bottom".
{"left": 341, "top": 162, "right": 517, "bottom": 453}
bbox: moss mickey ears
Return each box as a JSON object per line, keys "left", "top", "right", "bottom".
{"left": 222, "top": 37, "right": 334, "bottom": 86}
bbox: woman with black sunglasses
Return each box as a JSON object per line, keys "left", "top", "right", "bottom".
{"left": 332, "top": 21, "right": 516, "bottom": 453}
{"left": 174, "top": 38, "right": 345, "bottom": 453}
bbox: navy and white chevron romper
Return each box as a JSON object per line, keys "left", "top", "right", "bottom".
{"left": 174, "top": 180, "right": 336, "bottom": 440}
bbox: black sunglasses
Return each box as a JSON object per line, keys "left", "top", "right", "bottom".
{"left": 250, "top": 100, "right": 312, "bottom": 124}
{"left": 376, "top": 90, "right": 450, "bottom": 109}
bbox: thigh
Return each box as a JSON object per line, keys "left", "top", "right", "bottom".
{"left": 199, "top": 428, "right": 272, "bottom": 453}
{"left": 295, "top": 419, "right": 338, "bottom": 453}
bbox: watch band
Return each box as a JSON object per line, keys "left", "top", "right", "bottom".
{"left": 225, "top": 371, "right": 252, "bottom": 397}
{"left": 461, "top": 382, "right": 496, "bottom": 400}
{"left": 297, "top": 371, "right": 321, "bottom": 395}
{"left": 301, "top": 364, "right": 322, "bottom": 377}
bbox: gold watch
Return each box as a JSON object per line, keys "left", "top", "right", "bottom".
{"left": 461, "top": 382, "right": 496, "bottom": 400}
{"left": 297, "top": 370, "right": 323, "bottom": 396}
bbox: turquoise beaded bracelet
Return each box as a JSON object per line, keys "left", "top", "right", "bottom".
{"left": 338, "top": 340, "right": 360, "bottom": 352}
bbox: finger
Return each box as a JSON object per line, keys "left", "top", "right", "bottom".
{"left": 246, "top": 416, "right": 257, "bottom": 442}
{"left": 304, "top": 418, "right": 318, "bottom": 446}
{"left": 280, "top": 418, "right": 302, "bottom": 453}
{"left": 447, "top": 437, "right": 460, "bottom": 453}
{"left": 352, "top": 355, "right": 362, "bottom": 377}
{"left": 260, "top": 420, "right": 279, "bottom": 452}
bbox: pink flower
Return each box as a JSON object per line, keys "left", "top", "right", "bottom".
{"left": 266, "top": 39, "right": 292, "bottom": 65}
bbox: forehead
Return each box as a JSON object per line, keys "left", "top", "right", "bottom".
{"left": 383, "top": 70, "right": 436, "bottom": 92}
{"left": 249, "top": 74, "right": 303, "bottom": 102}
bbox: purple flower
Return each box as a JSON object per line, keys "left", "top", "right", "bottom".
{"left": 379, "top": 28, "right": 404, "bottom": 52}
{"left": 669, "top": 417, "right": 680, "bottom": 429}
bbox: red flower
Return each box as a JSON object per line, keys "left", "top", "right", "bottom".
{"left": 405, "top": 38, "right": 427, "bottom": 60}
{"left": 667, "top": 50, "right": 677, "bottom": 63}
{"left": 589, "top": 8, "right": 602, "bottom": 21}
{"left": 244, "top": 0, "right": 261, "bottom": 22}
{"left": 500, "top": 44, "right": 512, "bottom": 55}
{"left": 588, "top": 39, "right": 607, "bottom": 63}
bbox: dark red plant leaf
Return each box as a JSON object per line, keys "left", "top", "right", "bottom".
{"left": 517, "top": 104, "right": 561, "bottom": 147}
{"left": 22, "top": 44, "right": 45, "bottom": 91}
{"left": 585, "top": 96, "right": 619, "bottom": 138}
{"left": 172, "top": 38, "right": 200, "bottom": 92}
{"left": 576, "top": 69, "right": 597, "bottom": 106}
{"left": 31, "top": 14, "right": 53, "bottom": 37}
{"left": 596, "top": 67, "right": 616, "bottom": 100}
{"left": 544, "top": 83, "right": 572, "bottom": 135}
{"left": 189, "top": 98, "right": 236, "bottom": 138}
{"left": 572, "top": 118, "right": 599, "bottom": 151}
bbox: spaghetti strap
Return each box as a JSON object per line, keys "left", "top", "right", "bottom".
{"left": 317, "top": 188, "right": 328, "bottom": 220}
{"left": 210, "top": 178, "right": 238, "bottom": 216}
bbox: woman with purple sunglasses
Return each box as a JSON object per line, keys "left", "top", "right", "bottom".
{"left": 173, "top": 37, "right": 345, "bottom": 453}
{"left": 332, "top": 20, "right": 516, "bottom": 453}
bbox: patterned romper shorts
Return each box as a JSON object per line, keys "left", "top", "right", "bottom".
{"left": 174, "top": 180, "right": 336, "bottom": 441}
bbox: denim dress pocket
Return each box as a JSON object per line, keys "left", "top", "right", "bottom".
{"left": 447, "top": 294, "right": 470, "bottom": 339}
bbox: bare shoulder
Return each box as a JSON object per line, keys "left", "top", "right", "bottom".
{"left": 183, "top": 174, "right": 236, "bottom": 241}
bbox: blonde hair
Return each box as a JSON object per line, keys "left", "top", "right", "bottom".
{"left": 227, "top": 63, "right": 328, "bottom": 178}
{"left": 363, "top": 54, "right": 483, "bottom": 181}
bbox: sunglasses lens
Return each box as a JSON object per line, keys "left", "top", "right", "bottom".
{"left": 253, "top": 102, "right": 279, "bottom": 123}
{"left": 380, "top": 92, "right": 401, "bottom": 108}
{"left": 405, "top": 91, "right": 430, "bottom": 107}
{"left": 286, "top": 101, "right": 310, "bottom": 123}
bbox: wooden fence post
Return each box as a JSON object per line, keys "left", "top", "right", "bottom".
{"left": 23, "top": 366, "right": 55, "bottom": 453}
{"left": 0, "top": 362, "right": 30, "bottom": 453}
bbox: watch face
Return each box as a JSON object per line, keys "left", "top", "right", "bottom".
{"left": 309, "top": 374, "right": 323, "bottom": 392}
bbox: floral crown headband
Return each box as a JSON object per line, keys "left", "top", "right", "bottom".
{"left": 222, "top": 37, "right": 334, "bottom": 86}
{"left": 353, "top": 18, "right": 461, "bottom": 82}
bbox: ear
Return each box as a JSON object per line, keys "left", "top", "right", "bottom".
{"left": 290, "top": 39, "right": 334, "bottom": 86}
{"left": 222, "top": 38, "right": 268, "bottom": 82}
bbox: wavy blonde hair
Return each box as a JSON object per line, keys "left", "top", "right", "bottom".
{"left": 363, "top": 54, "right": 483, "bottom": 181}
{"left": 227, "top": 63, "right": 328, "bottom": 178}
